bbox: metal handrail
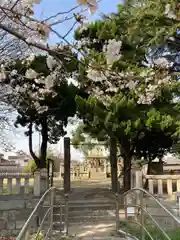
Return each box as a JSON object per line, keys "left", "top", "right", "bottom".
{"left": 16, "top": 187, "right": 179, "bottom": 240}
{"left": 87, "top": 187, "right": 178, "bottom": 239}
{"left": 116, "top": 188, "right": 180, "bottom": 240}
{"left": 16, "top": 187, "right": 53, "bottom": 240}
{"left": 35, "top": 207, "right": 51, "bottom": 238}
{"left": 119, "top": 188, "right": 180, "bottom": 224}
{"left": 16, "top": 187, "right": 64, "bottom": 240}
{"left": 139, "top": 205, "right": 171, "bottom": 240}
{"left": 118, "top": 220, "right": 153, "bottom": 240}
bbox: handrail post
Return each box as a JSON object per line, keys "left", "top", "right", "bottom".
{"left": 140, "top": 191, "right": 145, "bottom": 240}
{"left": 115, "top": 193, "right": 119, "bottom": 233}
{"left": 49, "top": 188, "right": 55, "bottom": 239}
{"left": 64, "top": 193, "right": 69, "bottom": 236}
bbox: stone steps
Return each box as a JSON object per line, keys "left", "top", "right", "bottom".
{"left": 52, "top": 197, "right": 116, "bottom": 232}
{"left": 51, "top": 236, "right": 130, "bottom": 240}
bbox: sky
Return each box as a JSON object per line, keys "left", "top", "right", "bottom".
{"left": 3, "top": 0, "right": 121, "bottom": 159}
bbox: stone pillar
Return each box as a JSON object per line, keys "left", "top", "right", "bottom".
{"left": 149, "top": 179, "right": 154, "bottom": 194}
{"left": 40, "top": 168, "right": 48, "bottom": 194}
{"left": 88, "top": 162, "right": 91, "bottom": 179}
{"left": 177, "top": 179, "right": 180, "bottom": 192}
{"left": 157, "top": 179, "right": 163, "bottom": 195}
{"left": 59, "top": 164, "right": 62, "bottom": 179}
{"left": 135, "top": 170, "right": 143, "bottom": 188}
{"left": 167, "top": 178, "right": 173, "bottom": 196}
{"left": 64, "top": 137, "right": 71, "bottom": 193}
{"left": 34, "top": 171, "right": 41, "bottom": 197}
{"left": 104, "top": 159, "right": 107, "bottom": 174}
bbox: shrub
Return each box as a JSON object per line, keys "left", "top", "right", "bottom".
{"left": 22, "top": 159, "right": 37, "bottom": 173}
{"left": 118, "top": 220, "right": 180, "bottom": 240}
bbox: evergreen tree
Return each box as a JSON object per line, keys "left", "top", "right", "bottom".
{"left": 74, "top": 2, "right": 180, "bottom": 191}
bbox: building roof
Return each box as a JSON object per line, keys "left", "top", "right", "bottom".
{"left": 87, "top": 146, "right": 108, "bottom": 158}
{"left": 163, "top": 154, "right": 180, "bottom": 165}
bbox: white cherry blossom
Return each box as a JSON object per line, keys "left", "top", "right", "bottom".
{"left": 45, "top": 75, "right": 54, "bottom": 89}
{"left": 26, "top": 54, "right": 35, "bottom": 64}
{"left": 10, "top": 70, "right": 18, "bottom": 76}
{"left": 164, "top": 4, "right": 177, "bottom": 19}
{"left": 76, "top": 0, "right": 97, "bottom": 14}
{"left": 0, "top": 71, "right": 6, "bottom": 82}
{"left": 46, "top": 56, "right": 57, "bottom": 70}
{"left": 154, "top": 57, "right": 171, "bottom": 69}
{"left": 103, "top": 39, "right": 122, "bottom": 65}
{"left": 25, "top": 68, "right": 38, "bottom": 79}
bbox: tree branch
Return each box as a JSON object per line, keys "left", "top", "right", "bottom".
{"left": 0, "top": 22, "right": 66, "bottom": 58}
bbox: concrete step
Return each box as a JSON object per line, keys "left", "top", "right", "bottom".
{"left": 51, "top": 236, "right": 129, "bottom": 240}
{"left": 51, "top": 236, "right": 130, "bottom": 240}
{"left": 53, "top": 221, "right": 65, "bottom": 231}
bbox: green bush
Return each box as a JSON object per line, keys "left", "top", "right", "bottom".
{"left": 22, "top": 157, "right": 54, "bottom": 173}
{"left": 118, "top": 220, "right": 180, "bottom": 240}
{"left": 22, "top": 159, "right": 37, "bottom": 173}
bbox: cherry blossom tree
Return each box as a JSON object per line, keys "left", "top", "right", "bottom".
{"left": 0, "top": 48, "right": 88, "bottom": 168}
{"left": 0, "top": 0, "right": 99, "bottom": 165}
{"left": 74, "top": 3, "right": 180, "bottom": 191}
{"left": 0, "top": 0, "right": 98, "bottom": 59}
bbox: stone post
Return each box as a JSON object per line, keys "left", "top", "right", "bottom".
{"left": 59, "top": 164, "right": 62, "bottom": 179}
{"left": 34, "top": 171, "right": 41, "bottom": 197}
{"left": 40, "top": 168, "right": 48, "bottom": 194}
{"left": 104, "top": 159, "right": 107, "bottom": 174}
{"left": 64, "top": 137, "right": 71, "bottom": 193}
{"left": 135, "top": 170, "right": 143, "bottom": 188}
{"left": 167, "top": 178, "right": 173, "bottom": 196}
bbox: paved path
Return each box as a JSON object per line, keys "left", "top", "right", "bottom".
{"left": 52, "top": 221, "right": 132, "bottom": 240}
{"left": 68, "top": 222, "right": 116, "bottom": 237}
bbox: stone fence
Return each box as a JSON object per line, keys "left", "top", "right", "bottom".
{"left": 0, "top": 195, "right": 42, "bottom": 237}
{"left": 0, "top": 169, "right": 48, "bottom": 197}
{"left": 0, "top": 169, "right": 48, "bottom": 237}
{"left": 132, "top": 170, "right": 180, "bottom": 196}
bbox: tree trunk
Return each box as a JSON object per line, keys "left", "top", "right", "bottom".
{"left": 110, "top": 137, "right": 118, "bottom": 193}
{"left": 40, "top": 117, "right": 48, "bottom": 169}
{"left": 159, "top": 157, "right": 163, "bottom": 174}
{"left": 28, "top": 122, "right": 41, "bottom": 168}
{"left": 64, "top": 137, "right": 71, "bottom": 193}
{"left": 123, "top": 155, "right": 131, "bottom": 192}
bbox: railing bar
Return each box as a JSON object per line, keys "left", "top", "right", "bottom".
{"left": 120, "top": 219, "right": 154, "bottom": 240}
{"left": 44, "top": 227, "right": 51, "bottom": 240}
{"left": 60, "top": 205, "right": 63, "bottom": 233}
{"left": 140, "top": 207, "right": 171, "bottom": 240}
{"left": 119, "top": 188, "right": 180, "bottom": 224}
{"left": 35, "top": 207, "right": 51, "bottom": 238}
{"left": 16, "top": 187, "right": 56, "bottom": 240}
{"left": 17, "top": 186, "right": 180, "bottom": 240}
